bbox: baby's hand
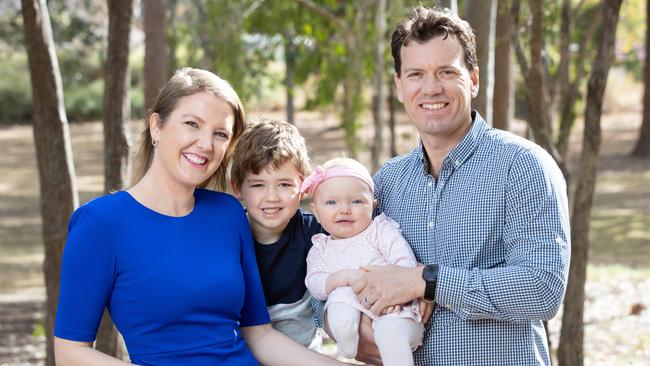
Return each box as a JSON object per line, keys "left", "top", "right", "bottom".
{"left": 381, "top": 304, "right": 402, "bottom": 315}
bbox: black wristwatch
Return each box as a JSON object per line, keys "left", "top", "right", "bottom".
{"left": 422, "top": 264, "right": 439, "bottom": 302}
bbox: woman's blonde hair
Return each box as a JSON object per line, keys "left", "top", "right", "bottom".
{"left": 130, "top": 67, "right": 246, "bottom": 191}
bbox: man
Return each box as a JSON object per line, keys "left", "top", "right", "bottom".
{"left": 350, "top": 6, "right": 570, "bottom": 365}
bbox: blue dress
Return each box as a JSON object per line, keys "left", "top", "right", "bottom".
{"left": 55, "top": 189, "right": 270, "bottom": 365}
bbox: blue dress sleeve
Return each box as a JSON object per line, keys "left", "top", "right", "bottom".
{"left": 237, "top": 208, "right": 271, "bottom": 327}
{"left": 54, "top": 205, "right": 116, "bottom": 341}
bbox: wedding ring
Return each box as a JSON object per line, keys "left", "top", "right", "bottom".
{"left": 363, "top": 297, "right": 369, "bottom": 304}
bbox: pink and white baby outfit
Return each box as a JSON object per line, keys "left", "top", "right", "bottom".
{"left": 305, "top": 213, "right": 422, "bottom": 323}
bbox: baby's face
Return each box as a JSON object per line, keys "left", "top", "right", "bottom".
{"left": 310, "top": 176, "right": 375, "bottom": 240}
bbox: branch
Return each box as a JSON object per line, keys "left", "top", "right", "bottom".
{"left": 294, "top": 0, "right": 345, "bottom": 28}
{"left": 510, "top": 0, "right": 529, "bottom": 84}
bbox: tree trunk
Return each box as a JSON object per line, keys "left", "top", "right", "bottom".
{"left": 388, "top": 81, "right": 397, "bottom": 158}
{"left": 437, "top": 0, "right": 457, "bottom": 14}
{"left": 371, "top": 0, "right": 386, "bottom": 172}
{"left": 20, "top": 1, "right": 79, "bottom": 364}
{"left": 465, "top": 0, "right": 496, "bottom": 124}
{"left": 558, "top": 1, "right": 623, "bottom": 365}
{"left": 528, "top": 0, "right": 565, "bottom": 175}
{"left": 632, "top": 0, "right": 650, "bottom": 157}
{"left": 283, "top": 29, "right": 296, "bottom": 124}
{"left": 557, "top": 8, "right": 601, "bottom": 164}
{"left": 492, "top": 0, "right": 512, "bottom": 131}
{"left": 143, "top": 0, "right": 168, "bottom": 111}
{"left": 97, "top": 0, "right": 133, "bottom": 358}
{"left": 167, "top": 0, "right": 179, "bottom": 76}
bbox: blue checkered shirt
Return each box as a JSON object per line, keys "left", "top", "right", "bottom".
{"left": 374, "top": 113, "right": 570, "bottom": 365}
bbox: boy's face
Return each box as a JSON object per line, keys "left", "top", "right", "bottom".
{"left": 233, "top": 161, "right": 303, "bottom": 244}
{"left": 310, "top": 176, "right": 375, "bottom": 240}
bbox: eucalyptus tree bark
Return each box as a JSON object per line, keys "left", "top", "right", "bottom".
{"left": 528, "top": 0, "right": 555, "bottom": 156}
{"left": 558, "top": 1, "right": 623, "bottom": 365}
{"left": 371, "top": 0, "right": 386, "bottom": 172}
{"left": 143, "top": 0, "right": 168, "bottom": 111}
{"left": 465, "top": 0, "right": 496, "bottom": 125}
{"left": 97, "top": 0, "right": 133, "bottom": 358}
{"left": 492, "top": 0, "right": 512, "bottom": 131}
{"left": 283, "top": 28, "right": 296, "bottom": 124}
{"left": 20, "top": 1, "right": 79, "bottom": 364}
{"left": 557, "top": 8, "right": 601, "bottom": 162}
{"left": 512, "top": 0, "right": 566, "bottom": 176}
{"left": 167, "top": 0, "right": 179, "bottom": 76}
{"left": 632, "top": 0, "right": 650, "bottom": 157}
{"left": 388, "top": 81, "right": 397, "bottom": 158}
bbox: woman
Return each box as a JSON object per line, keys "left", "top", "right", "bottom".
{"left": 54, "top": 68, "right": 346, "bottom": 365}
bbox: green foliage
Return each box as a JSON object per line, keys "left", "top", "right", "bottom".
{"left": 616, "top": 0, "right": 646, "bottom": 79}
{"left": 32, "top": 321, "right": 45, "bottom": 338}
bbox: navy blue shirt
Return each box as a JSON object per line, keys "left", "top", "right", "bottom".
{"left": 253, "top": 209, "right": 322, "bottom": 307}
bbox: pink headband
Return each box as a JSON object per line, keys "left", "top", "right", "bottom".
{"left": 300, "top": 165, "right": 374, "bottom": 195}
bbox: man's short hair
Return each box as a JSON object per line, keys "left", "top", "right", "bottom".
{"left": 391, "top": 6, "right": 478, "bottom": 75}
{"left": 231, "top": 119, "right": 311, "bottom": 191}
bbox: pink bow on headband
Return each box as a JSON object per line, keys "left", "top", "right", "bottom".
{"left": 300, "top": 165, "right": 374, "bottom": 195}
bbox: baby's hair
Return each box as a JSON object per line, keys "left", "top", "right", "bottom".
{"left": 321, "top": 157, "right": 370, "bottom": 174}
{"left": 231, "top": 119, "right": 311, "bottom": 191}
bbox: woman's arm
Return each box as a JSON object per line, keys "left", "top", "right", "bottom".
{"left": 241, "top": 324, "right": 347, "bottom": 366}
{"left": 54, "top": 337, "right": 131, "bottom": 366}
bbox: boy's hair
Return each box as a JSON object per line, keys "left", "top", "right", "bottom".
{"left": 391, "top": 6, "right": 477, "bottom": 75}
{"left": 231, "top": 119, "right": 311, "bottom": 191}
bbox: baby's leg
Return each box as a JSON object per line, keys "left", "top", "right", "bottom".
{"left": 326, "top": 303, "right": 361, "bottom": 359}
{"left": 373, "top": 317, "right": 424, "bottom": 366}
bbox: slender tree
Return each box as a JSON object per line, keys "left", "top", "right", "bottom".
{"left": 295, "top": 0, "right": 373, "bottom": 157}
{"left": 143, "top": 0, "right": 168, "bottom": 111}
{"left": 465, "top": 0, "right": 496, "bottom": 124}
{"left": 528, "top": 0, "right": 558, "bottom": 160}
{"left": 437, "top": 0, "right": 457, "bottom": 14}
{"left": 632, "top": 0, "right": 650, "bottom": 157}
{"left": 20, "top": 1, "right": 79, "bottom": 364}
{"left": 493, "top": 0, "right": 512, "bottom": 131}
{"left": 558, "top": 1, "right": 624, "bottom": 365}
{"left": 96, "top": 0, "right": 133, "bottom": 357}
{"left": 371, "top": 0, "right": 387, "bottom": 172}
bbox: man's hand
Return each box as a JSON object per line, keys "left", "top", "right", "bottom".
{"left": 351, "top": 265, "right": 425, "bottom": 314}
{"left": 355, "top": 314, "right": 382, "bottom": 365}
{"left": 381, "top": 304, "right": 402, "bottom": 315}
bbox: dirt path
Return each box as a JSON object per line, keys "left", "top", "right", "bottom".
{"left": 0, "top": 111, "right": 648, "bottom": 364}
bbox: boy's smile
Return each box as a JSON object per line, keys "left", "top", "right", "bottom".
{"left": 234, "top": 162, "right": 304, "bottom": 244}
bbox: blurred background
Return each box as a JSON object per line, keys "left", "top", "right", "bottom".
{"left": 0, "top": 0, "right": 648, "bottom": 365}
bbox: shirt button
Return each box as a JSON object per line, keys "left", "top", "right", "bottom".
{"left": 428, "top": 222, "right": 434, "bottom": 229}
{"left": 427, "top": 181, "right": 433, "bottom": 187}
{"left": 454, "top": 160, "right": 461, "bottom": 167}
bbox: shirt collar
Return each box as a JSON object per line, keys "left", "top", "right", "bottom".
{"left": 417, "top": 111, "right": 489, "bottom": 174}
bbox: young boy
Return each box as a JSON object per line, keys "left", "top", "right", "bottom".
{"left": 231, "top": 119, "right": 322, "bottom": 349}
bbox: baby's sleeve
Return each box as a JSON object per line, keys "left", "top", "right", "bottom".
{"left": 375, "top": 215, "right": 418, "bottom": 268}
{"left": 305, "top": 235, "right": 330, "bottom": 301}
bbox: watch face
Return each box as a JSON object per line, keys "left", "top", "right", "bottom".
{"left": 423, "top": 264, "right": 438, "bottom": 282}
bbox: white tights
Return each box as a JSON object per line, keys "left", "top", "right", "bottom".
{"left": 327, "top": 303, "right": 424, "bottom": 366}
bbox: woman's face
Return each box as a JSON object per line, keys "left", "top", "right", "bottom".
{"left": 150, "top": 92, "right": 234, "bottom": 190}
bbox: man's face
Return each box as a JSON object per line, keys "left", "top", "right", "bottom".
{"left": 394, "top": 35, "right": 479, "bottom": 144}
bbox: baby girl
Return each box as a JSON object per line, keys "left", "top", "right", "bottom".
{"left": 302, "top": 158, "right": 424, "bottom": 366}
